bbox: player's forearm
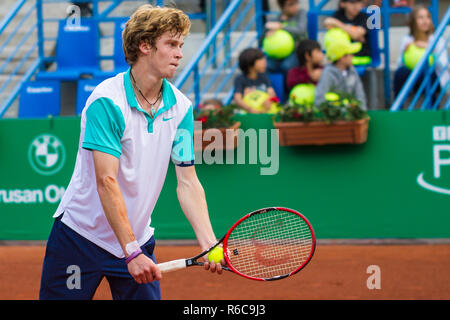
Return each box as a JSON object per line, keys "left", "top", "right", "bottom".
{"left": 177, "top": 176, "right": 216, "bottom": 250}
{"left": 97, "top": 175, "right": 136, "bottom": 257}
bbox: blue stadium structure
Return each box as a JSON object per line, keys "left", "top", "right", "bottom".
{"left": 0, "top": 0, "right": 447, "bottom": 118}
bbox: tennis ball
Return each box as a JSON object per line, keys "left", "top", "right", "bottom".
{"left": 403, "top": 43, "right": 434, "bottom": 70}
{"left": 268, "top": 102, "right": 282, "bottom": 114}
{"left": 243, "top": 90, "right": 269, "bottom": 111}
{"left": 325, "top": 92, "right": 340, "bottom": 102}
{"left": 243, "top": 90, "right": 281, "bottom": 114}
{"left": 324, "top": 28, "right": 351, "bottom": 50}
{"left": 208, "top": 246, "right": 224, "bottom": 263}
{"left": 289, "top": 83, "right": 316, "bottom": 105}
{"left": 263, "top": 29, "right": 295, "bottom": 59}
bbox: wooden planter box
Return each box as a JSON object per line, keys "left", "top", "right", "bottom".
{"left": 273, "top": 118, "right": 369, "bottom": 146}
{"left": 194, "top": 122, "right": 241, "bottom": 151}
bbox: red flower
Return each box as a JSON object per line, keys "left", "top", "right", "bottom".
{"left": 197, "top": 116, "right": 208, "bottom": 123}
{"left": 269, "top": 96, "right": 280, "bottom": 103}
{"left": 293, "top": 111, "right": 302, "bottom": 119}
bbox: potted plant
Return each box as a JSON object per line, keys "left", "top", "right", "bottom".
{"left": 194, "top": 102, "right": 241, "bottom": 150}
{"left": 273, "top": 92, "right": 369, "bottom": 146}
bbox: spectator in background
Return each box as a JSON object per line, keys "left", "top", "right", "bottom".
{"left": 199, "top": 98, "right": 222, "bottom": 111}
{"left": 392, "top": 0, "right": 415, "bottom": 8}
{"left": 286, "top": 39, "right": 324, "bottom": 92}
{"left": 364, "top": 0, "right": 382, "bottom": 6}
{"left": 393, "top": 5, "right": 447, "bottom": 106}
{"left": 233, "top": 48, "right": 278, "bottom": 114}
{"left": 315, "top": 37, "right": 367, "bottom": 110}
{"left": 199, "top": 0, "right": 270, "bottom": 22}
{"left": 72, "top": 2, "right": 93, "bottom": 16}
{"left": 263, "top": 0, "right": 308, "bottom": 75}
{"left": 324, "top": 0, "right": 371, "bottom": 65}
{"left": 367, "top": 0, "right": 415, "bottom": 8}
{"left": 261, "top": 0, "right": 271, "bottom": 25}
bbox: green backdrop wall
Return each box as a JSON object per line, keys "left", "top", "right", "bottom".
{"left": 0, "top": 110, "right": 449, "bottom": 240}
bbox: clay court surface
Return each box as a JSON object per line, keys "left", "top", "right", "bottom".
{"left": 0, "top": 243, "right": 449, "bottom": 300}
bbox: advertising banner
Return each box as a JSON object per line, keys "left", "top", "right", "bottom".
{"left": 0, "top": 111, "right": 449, "bottom": 240}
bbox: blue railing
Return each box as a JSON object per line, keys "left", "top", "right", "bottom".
{"left": 308, "top": 0, "right": 440, "bottom": 107}
{"left": 390, "top": 7, "right": 449, "bottom": 111}
{"left": 36, "top": 0, "right": 212, "bottom": 68}
{"left": 380, "top": 0, "right": 440, "bottom": 108}
{"left": 0, "top": 0, "right": 216, "bottom": 117}
{"left": 175, "top": 0, "right": 264, "bottom": 108}
{"left": 0, "top": 0, "right": 41, "bottom": 117}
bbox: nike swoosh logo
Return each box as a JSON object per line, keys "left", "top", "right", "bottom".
{"left": 162, "top": 117, "right": 174, "bottom": 122}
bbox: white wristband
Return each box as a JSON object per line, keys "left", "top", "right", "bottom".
{"left": 125, "top": 240, "right": 140, "bottom": 256}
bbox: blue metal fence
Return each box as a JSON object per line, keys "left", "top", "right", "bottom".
{"left": 2, "top": 0, "right": 446, "bottom": 116}
{"left": 0, "top": 0, "right": 40, "bottom": 117}
{"left": 0, "top": 0, "right": 214, "bottom": 117}
{"left": 175, "top": 0, "right": 264, "bottom": 108}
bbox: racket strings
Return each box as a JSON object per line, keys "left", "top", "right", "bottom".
{"left": 226, "top": 210, "right": 313, "bottom": 280}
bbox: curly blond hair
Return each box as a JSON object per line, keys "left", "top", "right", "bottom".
{"left": 122, "top": 5, "right": 191, "bottom": 65}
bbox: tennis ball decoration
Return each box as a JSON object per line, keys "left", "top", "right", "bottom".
{"left": 403, "top": 43, "right": 434, "bottom": 70}
{"left": 267, "top": 102, "right": 282, "bottom": 114}
{"left": 325, "top": 92, "right": 341, "bottom": 107}
{"left": 243, "top": 90, "right": 280, "bottom": 114}
{"left": 243, "top": 90, "right": 269, "bottom": 111}
{"left": 208, "top": 246, "right": 224, "bottom": 263}
{"left": 325, "top": 92, "right": 340, "bottom": 102}
{"left": 263, "top": 29, "right": 295, "bottom": 59}
{"left": 289, "top": 83, "right": 316, "bottom": 106}
{"left": 324, "top": 28, "right": 351, "bottom": 50}
{"left": 243, "top": 90, "right": 281, "bottom": 114}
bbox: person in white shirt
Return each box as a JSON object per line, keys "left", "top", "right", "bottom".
{"left": 39, "top": 5, "right": 223, "bottom": 300}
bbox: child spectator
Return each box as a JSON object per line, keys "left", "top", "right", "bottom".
{"left": 315, "top": 38, "right": 367, "bottom": 109}
{"left": 233, "top": 48, "right": 278, "bottom": 114}
{"left": 264, "top": 0, "right": 308, "bottom": 75}
{"left": 393, "top": 5, "right": 447, "bottom": 106}
{"left": 324, "top": 0, "right": 371, "bottom": 65}
{"left": 286, "top": 39, "right": 324, "bottom": 92}
{"left": 199, "top": 98, "right": 222, "bottom": 111}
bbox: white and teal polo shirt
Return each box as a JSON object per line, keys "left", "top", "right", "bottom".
{"left": 54, "top": 68, "right": 194, "bottom": 258}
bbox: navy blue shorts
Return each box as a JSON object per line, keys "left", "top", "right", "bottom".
{"left": 39, "top": 214, "right": 161, "bottom": 300}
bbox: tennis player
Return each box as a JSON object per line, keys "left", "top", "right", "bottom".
{"left": 39, "top": 5, "right": 223, "bottom": 300}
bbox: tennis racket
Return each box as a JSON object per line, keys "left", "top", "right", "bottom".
{"left": 157, "top": 207, "right": 316, "bottom": 281}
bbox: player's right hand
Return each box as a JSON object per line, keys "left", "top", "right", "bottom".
{"left": 203, "top": 258, "right": 225, "bottom": 275}
{"left": 127, "top": 254, "right": 162, "bottom": 284}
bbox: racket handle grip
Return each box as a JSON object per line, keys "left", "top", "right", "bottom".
{"left": 157, "top": 259, "right": 187, "bottom": 273}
